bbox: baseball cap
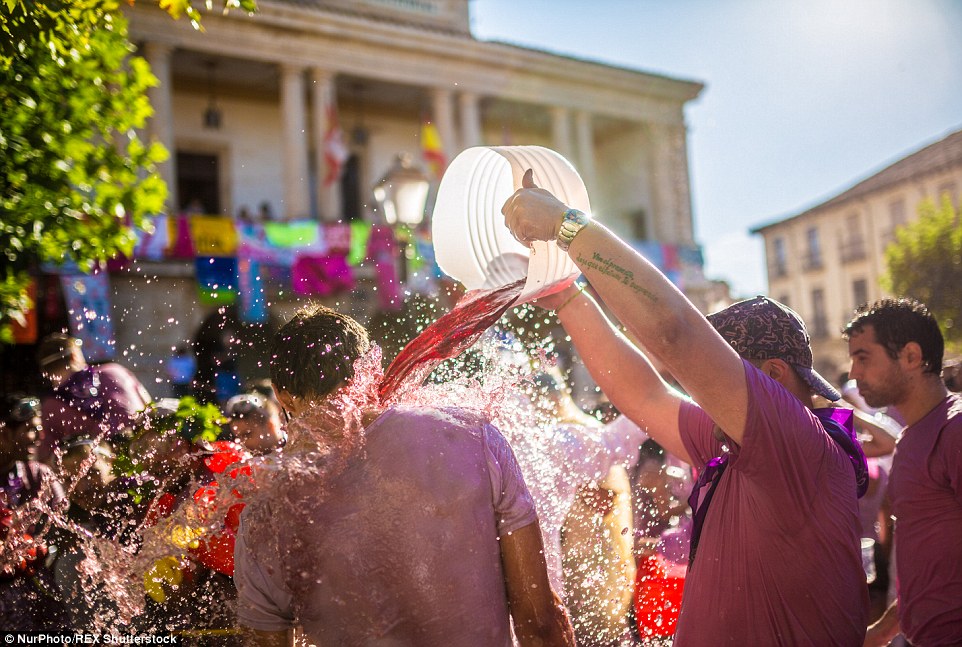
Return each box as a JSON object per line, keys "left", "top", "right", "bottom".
{"left": 706, "top": 296, "right": 840, "bottom": 401}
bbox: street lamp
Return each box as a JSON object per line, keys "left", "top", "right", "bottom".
{"left": 373, "top": 153, "right": 431, "bottom": 284}
{"left": 373, "top": 153, "right": 431, "bottom": 227}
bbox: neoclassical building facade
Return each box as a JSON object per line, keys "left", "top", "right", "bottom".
{"left": 105, "top": 0, "right": 708, "bottom": 394}
{"left": 127, "top": 0, "right": 702, "bottom": 247}
{"left": 753, "top": 127, "right": 962, "bottom": 379}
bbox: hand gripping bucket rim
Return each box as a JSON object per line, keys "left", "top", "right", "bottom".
{"left": 432, "top": 145, "right": 592, "bottom": 303}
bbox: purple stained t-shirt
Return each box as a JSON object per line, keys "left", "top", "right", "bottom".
{"left": 888, "top": 394, "right": 962, "bottom": 646}
{"left": 673, "top": 360, "right": 868, "bottom": 647}
{"left": 234, "top": 406, "right": 538, "bottom": 646}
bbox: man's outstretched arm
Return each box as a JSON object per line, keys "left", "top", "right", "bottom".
{"left": 501, "top": 521, "right": 576, "bottom": 647}
{"left": 504, "top": 171, "right": 750, "bottom": 445}
{"left": 540, "top": 282, "right": 690, "bottom": 463}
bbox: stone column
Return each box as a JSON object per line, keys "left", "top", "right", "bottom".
{"left": 430, "top": 87, "right": 457, "bottom": 160}
{"left": 551, "top": 106, "right": 573, "bottom": 161}
{"left": 459, "top": 92, "right": 482, "bottom": 149}
{"left": 280, "top": 64, "right": 310, "bottom": 220}
{"left": 143, "top": 42, "right": 177, "bottom": 212}
{"left": 310, "top": 68, "right": 340, "bottom": 222}
{"left": 648, "top": 122, "right": 694, "bottom": 245}
{"left": 575, "top": 110, "right": 596, "bottom": 197}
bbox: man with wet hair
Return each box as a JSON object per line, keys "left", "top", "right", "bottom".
{"left": 845, "top": 299, "right": 962, "bottom": 647}
{"left": 234, "top": 303, "right": 574, "bottom": 647}
{"left": 502, "top": 171, "right": 869, "bottom": 645}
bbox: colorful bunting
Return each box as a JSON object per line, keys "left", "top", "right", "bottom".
{"left": 238, "top": 257, "right": 267, "bottom": 324}
{"left": 60, "top": 269, "right": 115, "bottom": 362}
{"left": 194, "top": 257, "right": 239, "bottom": 306}
{"left": 264, "top": 220, "right": 321, "bottom": 248}
{"left": 348, "top": 221, "right": 372, "bottom": 266}
{"left": 188, "top": 215, "right": 238, "bottom": 257}
{"left": 10, "top": 278, "right": 38, "bottom": 344}
{"left": 291, "top": 254, "right": 355, "bottom": 296}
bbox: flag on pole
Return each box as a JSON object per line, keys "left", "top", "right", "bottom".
{"left": 420, "top": 120, "right": 447, "bottom": 179}
{"left": 323, "top": 103, "right": 350, "bottom": 187}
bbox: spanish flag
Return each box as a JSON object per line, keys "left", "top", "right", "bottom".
{"left": 421, "top": 120, "right": 447, "bottom": 179}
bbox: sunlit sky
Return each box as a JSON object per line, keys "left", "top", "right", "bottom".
{"left": 471, "top": 0, "right": 962, "bottom": 297}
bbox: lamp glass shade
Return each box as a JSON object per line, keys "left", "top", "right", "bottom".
{"left": 373, "top": 155, "right": 430, "bottom": 226}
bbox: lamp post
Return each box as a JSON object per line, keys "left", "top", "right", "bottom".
{"left": 372, "top": 153, "right": 431, "bottom": 284}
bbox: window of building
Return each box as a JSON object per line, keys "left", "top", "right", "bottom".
{"left": 852, "top": 278, "right": 868, "bottom": 310}
{"left": 889, "top": 199, "right": 906, "bottom": 227}
{"left": 629, "top": 208, "right": 649, "bottom": 241}
{"left": 340, "top": 153, "right": 362, "bottom": 221}
{"left": 177, "top": 151, "right": 220, "bottom": 214}
{"left": 840, "top": 213, "right": 865, "bottom": 262}
{"left": 772, "top": 237, "right": 787, "bottom": 277}
{"left": 804, "top": 227, "right": 822, "bottom": 270}
{"left": 811, "top": 288, "right": 828, "bottom": 338}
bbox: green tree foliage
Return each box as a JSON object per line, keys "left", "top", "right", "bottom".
{"left": 883, "top": 194, "right": 962, "bottom": 352}
{"left": 0, "top": 0, "right": 255, "bottom": 342}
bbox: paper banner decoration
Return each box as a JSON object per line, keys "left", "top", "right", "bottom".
{"left": 238, "top": 257, "right": 267, "bottom": 324}
{"left": 678, "top": 245, "right": 704, "bottom": 267}
{"left": 189, "top": 216, "right": 238, "bottom": 257}
{"left": 348, "top": 221, "right": 372, "bottom": 266}
{"left": 325, "top": 222, "right": 351, "bottom": 256}
{"left": 366, "top": 225, "right": 397, "bottom": 262}
{"left": 414, "top": 236, "right": 443, "bottom": 279}
{"left": 661, "top": 244, "right": 680, "bottom": 272}
{"left": 291, "top": 254, "right": 355, "bottom": 296}
{"left": 237, "top": 238, "right": 297, "bottom": 268}
{"left": 195, "top": 257, "right": 239, "bottom": 306}
{"left": 167, "top": 215, "right": 196, "bottom": 258}
{"left": 134, "top": 215, "right": 170, "bottom": 261}
{"left": 10, "top": 278, "right": 38, "bottom": 344}
{"left": 60, "top": 270, "right": 115, "bottom": 362}
{"left": 264, "top": 221, "right": 320, "bottom": 248}
{"left": 633, "top": 241, "right": 665, "bottom": 270}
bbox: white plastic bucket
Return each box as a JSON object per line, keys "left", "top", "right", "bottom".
{"left": 432, "top": 145, "right": 591, "bottom": 303}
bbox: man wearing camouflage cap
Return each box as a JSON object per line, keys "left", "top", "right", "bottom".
{"left": 502, "top": 170, "right": 869, "bottom": 646}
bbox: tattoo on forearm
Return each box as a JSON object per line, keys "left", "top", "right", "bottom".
{"left": 576, "top": 252, "right": 659, "bottom": 302}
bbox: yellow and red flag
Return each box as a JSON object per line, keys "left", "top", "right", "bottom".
{"left": 420, "top": 120, "right": 447, "bottom": 179}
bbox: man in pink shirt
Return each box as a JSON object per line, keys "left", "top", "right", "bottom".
{"left": 502, "top": 171, "right": 869, "bottom": 645}
{"left": 847, "top": 299, "right": 962, "bottom": 647}
{"left": 234, "top": 304, "right": 574, "bottom": 647}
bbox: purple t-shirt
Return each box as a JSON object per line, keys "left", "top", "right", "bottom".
{"left": 39, "top": 364, "right": 151, "bottom": 460}
{"left": 674, "top": 360, "right": 868, "bottom": 646}
{"left": 234, "top": 406, "right": 537, "bottom": 646}
{"left": 889, "top": 394, "right": 962, "bottom": 646}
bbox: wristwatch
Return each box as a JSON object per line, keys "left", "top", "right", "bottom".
{"left": 556, "top": 208, "right": 591, "bottom": 252}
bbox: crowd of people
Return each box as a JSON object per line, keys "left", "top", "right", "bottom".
{"left": 1, "top": 172, "right": 960, "bottom": 647}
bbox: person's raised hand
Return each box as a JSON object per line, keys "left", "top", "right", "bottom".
{"left": 501, "top": 169, "right": 569, "bottom": 247}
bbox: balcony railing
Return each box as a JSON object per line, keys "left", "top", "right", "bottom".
{"left": 801, "top": 252, "right": 823, "bottom": 272}
{"left": 839, "top": 239, "right": 867, "bottom": 264}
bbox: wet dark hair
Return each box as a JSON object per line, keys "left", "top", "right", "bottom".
{"left": 270, "top": 304, "right": 370, "bottom": 399}
{"left": 37, "top": 332, "right": 80, "bottom": 372}
{"left": 843, "top": 298, "right": 944, "bottom": 376}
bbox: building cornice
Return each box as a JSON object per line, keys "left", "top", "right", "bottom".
{"left": 752, "top": 127, "right": 962, "bottom": 235}
{"left": 125, "top": 2, "right": 702, "bottom": 125}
